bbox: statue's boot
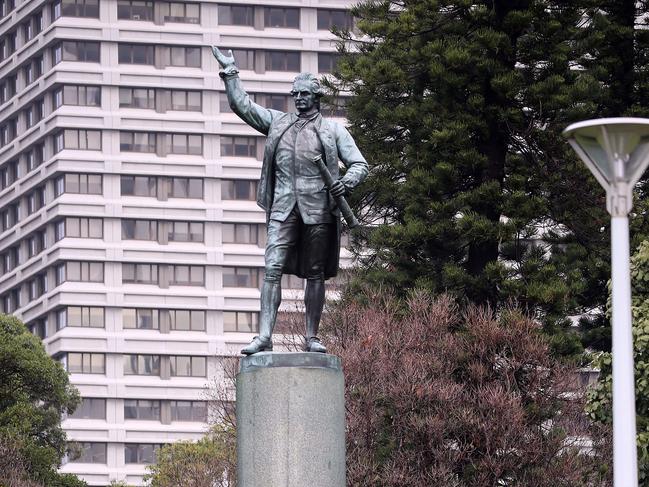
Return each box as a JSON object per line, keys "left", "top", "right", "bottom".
{"left": 305, "top": 278, "right": 327, "bottom": 353}
{"left": 241, "top": 280, "right": 281, "bottom": 355}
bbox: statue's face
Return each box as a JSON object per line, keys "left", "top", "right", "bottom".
{"left": 291, "top": 80, "right": 318, "bottom": 113}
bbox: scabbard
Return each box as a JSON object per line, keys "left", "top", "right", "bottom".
{"left": 312, "top": 156, "right": 359, "bottom": 228}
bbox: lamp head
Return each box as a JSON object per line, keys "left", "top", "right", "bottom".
{"left": 563, "top": 117, "right": 649, "bottom": 215}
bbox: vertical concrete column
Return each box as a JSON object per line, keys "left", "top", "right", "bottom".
{"left": 236, "top": 352, "right": 345, "bottom": 487}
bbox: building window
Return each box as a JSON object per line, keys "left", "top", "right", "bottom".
{"left": 0, "top": 118, "right": 17, "bottom": 146}
{"left": 0, "top": 160, "right": 17, "bottom": 189}
{"left": 0, "top": 0, "right": 15, "bottom": 18}
{"left": 124, "top": 354, "right": 160, "bottom": 375}
{"left": 264, "top": 7, "right": 299, "bottom": 28}
{"left": 1, "top": 202, "right": 19, "bottom": 231}
{"left": 26, "top": 186, "right": 46, "bottom": 214}
{"left": 221, "top": 179, "right": 258, "bottom": 200}
{"left": 57, "top": 306, "right": 104, "bottom": 329}
{"left": 27, "top": 273, "right": 48, "bottom": 300}
{"left": 318, "top": 53, "right": 341, "bottom": 74}
{"left": 1, "top": 287, "right": 21, "bottom": 313}
{"left": 170, "top": 356, "right": 206, "bottom": 377}
{"left": 169, "top": 309, "right": 205, "bottom": 331}
{"left": 54, "top": 130, "right": 102, "bottom": 152}
{"left": 170, "top": 400, "right": 207, "bottom": 421}
{"left": 229, "top": 48, "right": 255, "bottom": 70}
{"left": 220, "top": 136, "right": 257, "bottom": 157}
{"left": 170, "top": 265, "right": 204, "bottom": 286}
{"left": 281, "top": 274, "right": 304, "bottom": 289}
{"left": 123, "top": 308, "right": 159, "bottom": 329}
{"left": 55, "top": 174, "right": 102, "bottom": 195}
{"left": 52, "top": 0, "right": 99, "bottom": 19}
{"left": 26, "top": 230, "right": 46, "bottom": 258}
{"left": 266, "top": 93, "right": 292, "bottom": 111}
{"left": 122, "top": 219, "right": 158, "bottom": 241}
{"left": 124, "top": 399, "right": 161, "bottom": 420}
{"left": 161, "top": 2, "right": 200, "bottom": 24}
{"left": 55, "top": 217, "right": 103, "bottom": 240}
{"left": 118, "top": 43, "right": 155, "bottom": 65}
{"left": 53, "top": 41, "right": 100, "bottom": 64}
{"left": 119, "top": 87, "right": 155, "bottom": 109}
{"left": 66, "top": 352, "right": 105, "bottom": 374}
{"left": 70, "top": 398, "right": 106, "bottom": 419}
{"left": 24, "top": 56, "right": 44, "bottom": 85}
{"left": 120, "top": 131, "right": 155, "bottom": 152}
{"left": 119, "top": 44, "right": 200, "bottom": 67}
{"left": 265, "top": 50, "right": 300, "bottom": 72}
{"left": 169, "top": 177, "right": 203, "bottom": 197}
{"left": 222, "top": 267, "right": 263, "bottom": 288}
{"left": 0, "top": 246, "right": 19, "bottom": 274}
{"left": 0, "top": 31, "right": 17, "bottom": 61}
{"left": 0, "top": 74, "right": 16, "bottom": 104}
{"left": 122, "top": 263, "right": 159, "bottom": 284}
{"left": 26, "top": 143, "right": 44, "bottom": 172}
{"left": 120, "top": 87, "right": 201, "bottom": 111}
{"left": 24, "top": 99, "right": 44, "bottom": 129}
{"left": 117, "top": 0, "right": 153, "bottom": 21}
{"left": 120, "top": 175, "right": 157, "bottom": 196}
{"left": 222, "top": 223, "right": 266, "bottom": 247}
{"left": 164, "top": 133, "right": 203, "bottom": 155}
{"left": 53, "top": 85, "right": 101, "bottom": 108}
{"left": 218, "top": 4, "right": 253, "bottom": 26}
{"left": 223, "top": 311, "right": 259, "bottom": 333}
{"left": 70, "top": 443, "right": 106, "bottom": 463}
{"left": 170, "top": 89, "right": 201, "bottom": 111}
{"left": 125, "top": 444, "right": 161, "bottom": 464}
{"left": 158, "top": 45, "right": 201, "bottom": 68}
{"left": 168, "top": 221, "right": 204, "bottom": 242}
{"left": 317, "top": 9, "right": 354, "bottom": 30}
{"left": 29, "top": 318, "right": 48, "bottom": 339}
{"left": 23, "top": 11, "right": 43, "bottom": 41}
{"left": 56, "top": 261, "right": 104, "bottom": 284}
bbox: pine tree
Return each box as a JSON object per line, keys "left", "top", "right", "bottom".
{"left": 573, "top": 0, "right": 649, "bottom": 351}
{"left": 328, "top": 0, "right": 613, "bottom": 342}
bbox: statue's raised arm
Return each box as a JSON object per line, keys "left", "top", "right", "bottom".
{"left": 211, "top": 45, "right": 277, "bottom": 135}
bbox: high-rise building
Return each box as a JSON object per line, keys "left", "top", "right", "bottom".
{"left": 0, "top": 1, "right": 353, "bottom": 484}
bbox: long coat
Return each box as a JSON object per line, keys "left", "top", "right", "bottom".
{"left": 222, "top": 74, "right": 369, "bottom": 278}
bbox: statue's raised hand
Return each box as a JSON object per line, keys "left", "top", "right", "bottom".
{"left": 212, "top": 46, "right": 235, "bottom": 69}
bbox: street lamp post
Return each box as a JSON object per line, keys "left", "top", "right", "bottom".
{"left": 564, "top": 117, "right": 649, "bottom": 487}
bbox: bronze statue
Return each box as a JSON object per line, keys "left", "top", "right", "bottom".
{"left": 212, "top": 47, "right": 368, "bottom": 355}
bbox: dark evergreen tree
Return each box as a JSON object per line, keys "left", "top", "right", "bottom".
{"left": 326, "top": 0, "right": 630, "bottom": 347}
{"left": 574, "top": 0, "right": 649, "bottom": 351}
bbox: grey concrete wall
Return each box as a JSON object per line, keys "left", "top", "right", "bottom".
{"left": 236, "top": 352, "right": 345, "bottom": 487}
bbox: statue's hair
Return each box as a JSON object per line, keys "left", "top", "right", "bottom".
{"left": 292, "top": 73, "right": 323, "bottom": 97}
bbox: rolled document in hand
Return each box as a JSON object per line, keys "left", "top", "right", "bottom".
{"left": 312, "top": 155, "right": 360, "bottom": 228}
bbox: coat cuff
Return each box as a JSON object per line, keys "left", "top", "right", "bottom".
{"left": 219, "top": 66, "right": 240, "bottom": 79}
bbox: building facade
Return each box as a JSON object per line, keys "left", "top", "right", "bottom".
{"left": 0, "top": 0, "right": 352, "bottom": 484}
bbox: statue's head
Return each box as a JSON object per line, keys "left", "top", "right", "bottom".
{"left": 290, "top": 73, "right": 322, "bottom": 113}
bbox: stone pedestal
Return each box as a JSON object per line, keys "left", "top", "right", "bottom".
{"left": 236, "top": 352, "right": 345, "bottom": 487}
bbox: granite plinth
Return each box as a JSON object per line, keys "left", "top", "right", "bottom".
{"left": 236, "top": 352, "right": 345, "bottom": 487}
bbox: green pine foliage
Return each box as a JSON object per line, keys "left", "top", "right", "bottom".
{"left": 327, "top": 0, "right": 626, "bottom": 348}
{"left": 0, "top": 313, "right": 84, "bottom": 487}
{"left": 586, "top": 240, "right": 649, "bottom": 485}
{"left": 574, "top": 0, "right": 649, "bottom": 352}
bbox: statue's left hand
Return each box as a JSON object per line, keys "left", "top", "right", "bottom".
{"left": 330, "top": 179, "right": 347, "bottom": 197}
